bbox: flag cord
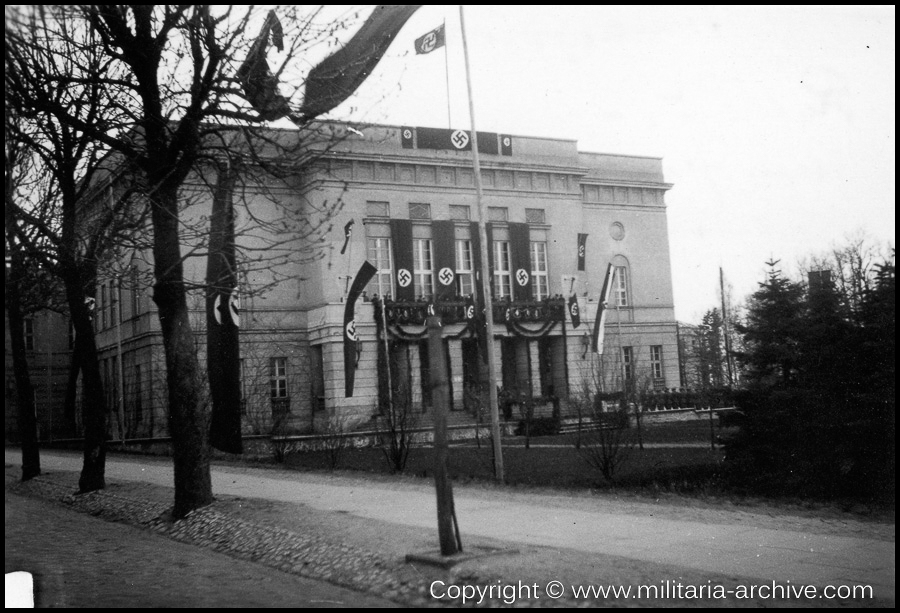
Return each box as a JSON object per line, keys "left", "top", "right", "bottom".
{"left": 443, "top": 18, "right": 452, "bottom": 128}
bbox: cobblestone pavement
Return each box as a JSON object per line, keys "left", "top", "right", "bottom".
{"left": 5, "top": 492, "right": 398, "bottom": 608}
{"left": 6, "top": 449, "right": 894, "bottom": 608}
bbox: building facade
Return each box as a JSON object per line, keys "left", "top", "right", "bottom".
{"left": 5, "top": 309, "right": 74, "bottom": 441}
{"left": 83, "top": 123, "right": 678, "bottom": 438}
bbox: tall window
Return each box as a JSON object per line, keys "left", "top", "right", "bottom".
{"left": 269, "top": 358, "right": 288, "bottom": 399}
{"left": 110, "top": 280, "right": 120, "bottom": 326}
{"left": 614, "top": 266, "right": 629, "bottom": 307}
{"left": 100, "top": 283, "right": 108, "bottom": 329}
{"left": 238, "top": 359, "right": 246, "bottom": 401}
{"left": 310, "top": 346, "right": 325, "bottom": 412}
{"left": 130, "top": 268, "right": 141, "bottom": 319}
{"left": 622, "top": 346, "right": 634, "bottom": 382}
{"left": 455, "top": 240, "right": 474, "bottom": 296}
{"left": 530, "top": 241, "right": 549, "bottom": 300}
{"left": 24, "top": 318, "right": 34, "bottom": 351}
{"left": 493, "top": 241, "right": 512, "bottom": 298}
{"left": 367, "top": 237, "right": 393, "bottom": 298}
{"left": 133, "top": 364, "right": 142, "bottom": 421}
{"left": 413, "top": 239, "right": 434, "bottom": 298}
{"left": 650, "top": 345, "right": 664, "bottom": 382}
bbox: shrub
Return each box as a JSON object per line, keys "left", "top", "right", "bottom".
{"left": 723, "top": 387, "right": 894, "bottom": 503}
{"left": 515, "top": 416, "right": 560, "bottom": 437}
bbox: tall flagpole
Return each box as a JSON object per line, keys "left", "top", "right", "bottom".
{"left": 720, "top": 266, "right": 734, "bottom": 387}
{"left": 459, "top": 5, "right": 504, "bottom": 482}
{"left": 443, "top": 18, "right": 452, "bottom": 128}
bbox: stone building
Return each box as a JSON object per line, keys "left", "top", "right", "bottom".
{"left": 84, "top": 122, "right": 679, "bottom": 438}
{"left": 5, "top": 309, "right": 73, "bottom": 441}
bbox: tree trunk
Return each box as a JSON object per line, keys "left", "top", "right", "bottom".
{"left": 63, "top": 342, "right": 81, "bottom": 436}
{"left": 6, "top": 262, "right": 41, "bottom": 481}
{"left": 62, "top": 266, "right": 108, "bottom": 493}
{"left": 151, "top": 185, "right": 213, "bottom": 518}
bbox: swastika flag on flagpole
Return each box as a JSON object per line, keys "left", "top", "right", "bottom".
{"left": 591, "top": 263, "right": 616, "bottom": 354}
{"left": 414, "top": 23, "right": 445, "bottom": 54}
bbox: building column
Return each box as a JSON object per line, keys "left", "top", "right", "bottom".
{"left": 550, "top": 336, "right": 569, "bottom": 398}
{"left": 409, "top": 341, "right": 423, "bottom": 411}
{"left": 514, "top": 338, "right": 531, "bottom": 398}
{"left": 447, "top": 338, "right": 464, "bottom": 409}
{"left": 528, "top": 340, "right": 542, "bottom": 398}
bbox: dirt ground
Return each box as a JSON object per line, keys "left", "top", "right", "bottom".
{"left": 117, "top": 461, "right": 897, "bottom": 607}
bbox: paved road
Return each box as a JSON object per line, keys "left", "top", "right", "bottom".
{"left": 10, "top": 449, "right": 895, "bottom": 603}
{"left": 5, "top": 490, "right": 398, "bottom": 608}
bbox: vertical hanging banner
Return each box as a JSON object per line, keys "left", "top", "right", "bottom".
{"left": 390, "top": 219, "right": 415, "bottom": 301}
{"left": 400, "top": 126, "right": 415, "bottom": 148}
{"left": 207, "top": 164, "right": 243, "bottom": 454}
{"left": 591, "top": 263, "right": 616, "bottom": 354}
{"left": 340, "top": 219, "right": 355, "bottom": 255}
{"left": 344, "top": 261, "right": 378, "bottom": 397}
{"left": 500, "top": 134, "right": 513, "bottom": 156}
{"left": 432, "top": 220, "right": 456, "bottom": 299}
{"left": 568, "top": 294, "right": 581, "bottom": 328}
{"left": 577, "top": 233, "right": 588, "bottom": 271}
{"left": 508, "top": 222, "right": 532, "bottom": 302}
{"left": 299, "top": 5, "right": 422, "bottom": 120}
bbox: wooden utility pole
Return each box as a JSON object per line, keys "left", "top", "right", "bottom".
{"left": 427, "top": 316, "right": 462, "bottom": 556}
{"left": 460, "top": 5, "right": 504, "bottom": 481}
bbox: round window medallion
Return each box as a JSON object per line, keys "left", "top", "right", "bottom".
{"left": 610, "top": 222, "right": 625, "bottom": 241}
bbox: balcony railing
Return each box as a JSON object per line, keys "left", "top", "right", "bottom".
{"left": 379, "top": 295, "right": 567, "bottom": 327}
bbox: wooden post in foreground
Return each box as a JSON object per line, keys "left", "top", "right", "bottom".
{"left": 427, "top": 316, "right": 461, "bottom": 556}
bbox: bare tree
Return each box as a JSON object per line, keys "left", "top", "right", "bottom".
{"left": 5, "top": 118, "right": 44, "bottom": 480}
{"left": 7, "top": 5, "right": 370, "bottom": 516}
{"left": 5, "top": 7, "right": 148, "bottom": 491}
{"left": 570, "top": 379, "right": 634, "bottom": 485}
{"left": 378, "top": 377, "right": 418, "bottom": 473}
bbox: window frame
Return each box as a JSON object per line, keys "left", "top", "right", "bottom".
{"left": 622, "top": 346, "right": 634, "bottom": 382}
{"left": 455, "top": 239, "right": 474, "bottom": 297}
{"left": 100, "top": 283, "right": 108, "bottom": 329}
{"left": 650, "top": 345, "right": 664, "bottom": 380}
{"left": 269, "top": 357, "right": 288, "bottom": 399}
{"left": 412, "top": 238, "right": 434, "bottom": 299}
{"left": 408, "top": 202, "right": 432, "bottom": 220}
{"left": 493, "top": 240, "right": 512, "bottom": 299}
{"left": 366, "top": 236, "right": 394, "bottom": 299}
{"left": 24, "top": 318, "right": 35, "bottom": 351}
{"left": 530, "top": 241, "right": 549, "bottom": 300}
{"left": 614, "top": 265, "right": 629, "bottom": 307}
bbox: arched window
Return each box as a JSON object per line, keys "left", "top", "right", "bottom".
{"left": 611, "top": 255, "right": 631, "bottom": 307}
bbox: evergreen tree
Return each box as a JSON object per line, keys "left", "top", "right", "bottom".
{"left": 698, "top": 308, "right": 726, "bottom": 389}
{"left": 857, "top": 257, "right": 895, "bottom": 398}
{"left": 734, "top": 260, "right": 805, "bottom": 387}
{"left": 797, "top": 268, "right": 857, "bottom": 398}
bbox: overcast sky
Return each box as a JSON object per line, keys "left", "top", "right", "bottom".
{"left": 307, "top": 5, "right": 895, "bottom": 322}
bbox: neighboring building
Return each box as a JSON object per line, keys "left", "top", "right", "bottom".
{"left": 676, "top": 321, "right": 702, "bottom": 389}
{"left": 84, "top": 122, "right": 679, "bottom": 437}
{"left": 4, "top": 309, "right": 74, "bottom": 441}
